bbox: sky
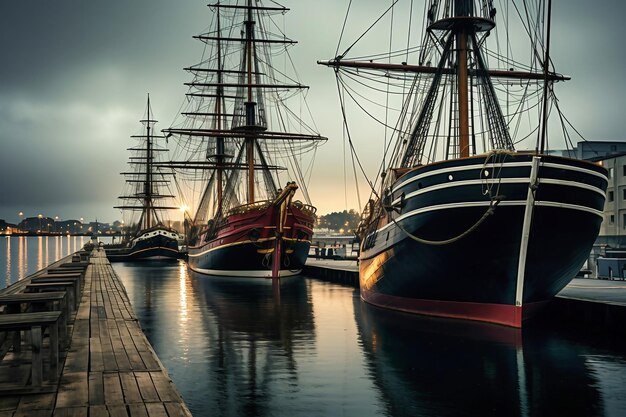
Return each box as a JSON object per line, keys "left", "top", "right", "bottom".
{"left": 0, "top": 0, "right": 625, "bottom": 224}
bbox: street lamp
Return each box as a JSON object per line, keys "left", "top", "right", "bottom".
{"left": 38, "top": 214, "right": 43, "bottom": 233}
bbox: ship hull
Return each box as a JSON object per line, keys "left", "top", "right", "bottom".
{"left": 106, "top": 228, "right": 181, "bottom": 262}
{"left": 360, "top": 153, "right": 607, "bottom": 327}
{"left": 188, "top": 201, "right": 314, "bottom": 278}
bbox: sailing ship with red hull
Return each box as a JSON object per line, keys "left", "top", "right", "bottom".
{"left": 321, "top": 0, "right": 607, "bottom": 327}
{"left": 165, "top": 1, "right": 325, "bottom": 278}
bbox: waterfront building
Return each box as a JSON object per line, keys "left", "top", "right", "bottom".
{"left": 591, "top": 152, "right": 626, "bottom": 247}
{"left": 577, "top": 141, "right": 626, "bottom": 161}
{"left": 54, "top": 220, "right": 84, "bottom": 234}
{"left": 18, "top": 216, "right": 55, "bottom": 233}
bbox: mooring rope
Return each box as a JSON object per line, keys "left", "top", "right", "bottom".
{"left": 385, "top": 196, "right": 503, "bottom": 246}
{"left": 382, "top": 150, "right": 514, "bottom": 246}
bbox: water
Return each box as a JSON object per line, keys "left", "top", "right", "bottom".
{"left": 0, "top": 235, "right": 114, "bottom": 288}
{"left": 113, "top": 261, "right": 626, "bottom": 417}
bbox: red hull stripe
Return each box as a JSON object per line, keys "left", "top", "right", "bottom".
{"left": 362, "top": 289, "right": 549, "bottom": 328}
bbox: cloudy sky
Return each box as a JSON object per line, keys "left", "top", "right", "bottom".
{"left": 0, "top": 0, "right": 624, "bottom": 224}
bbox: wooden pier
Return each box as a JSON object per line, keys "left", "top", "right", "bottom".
{"left": 0, "top": 248, "right": 193, "bottom": 417}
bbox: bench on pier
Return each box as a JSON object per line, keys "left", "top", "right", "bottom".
{"left": 45, "top": 270, "right": 85, "bottom": 284}
{"left": 59, "top": 261, "right": 89, "bottom": 268}
{"left": 25, "top": 281, "right": 79, "bottom": 311}
{"left": 74, "top": 251, "right": 90, "bottom": 262}
{"left": 0, "top": 292, "right": 69, "bottom": 345}
{"left": 71, "top": 253, "right": 90, "bottom": 263}
{"left": 36, "top": 273, "right": 84, "bottom": 290}
{"left": 0, "top": 311, "right": 62, "bottom": 388}
{"left": 30, "top": 277, "right": 81, "bottom": 308}
{"left": 47, "top": 267, "right": 85, "bottom": 275}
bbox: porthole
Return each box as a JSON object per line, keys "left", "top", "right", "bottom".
{"left": 484, "top": 170, "right": 490, "bottom": 177}
{"left": 448, "top": 174, "right": 453, "bottom": 181}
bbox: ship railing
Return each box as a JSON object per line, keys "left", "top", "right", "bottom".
{"left": 227, "top": 200, "right": 273, "bottom": 216}
{"left": 291, "top": 200, "right": 317, "bottom": 216}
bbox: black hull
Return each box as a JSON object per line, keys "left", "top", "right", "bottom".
{"left": 360, "top": 154, "right": 607, "bottom": 327}
{"left": 106, "top": 233, "right": 181, "bottom": 262}
{"left": 188, "top": 239, "right": 310, "bottom": 278}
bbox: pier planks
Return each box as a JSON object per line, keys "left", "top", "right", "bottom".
{"left": 0, "top": 249, "right": 192, "bottom": 417}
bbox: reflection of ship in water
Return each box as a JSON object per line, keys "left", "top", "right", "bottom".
{"left": 189, "top": 273, "right": 315, "bottom": 416}
{"left": 354, "top": 299, "right": 604, "bottom": 417}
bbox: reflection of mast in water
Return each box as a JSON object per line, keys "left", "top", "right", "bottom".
{"left": 272, "top": 278, "right": 281, "bottom": 307}
{"left": 354, "top": 298, "right": 604, "bottom": 417}
{"left": 189, "top": 274, "right": 315, "bottom": 415}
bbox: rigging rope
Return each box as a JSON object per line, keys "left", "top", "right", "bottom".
{"left": 381, "top": 150, "right": 510, "bottom": 246}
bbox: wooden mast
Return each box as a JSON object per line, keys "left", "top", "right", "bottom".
{"left": 216, "top": 5, "right": 224, "bottom": 213}
{"left": 245, "top": 0, "right": 255, "bottom": 203}
{"left": 145, "top": 95, "right": 152, "bottom": 230}
{"left": 539, "top": 0, "right": 553, "bottom": 154}
{"left": 457, "top": 31, "right": 470, "bottom": 158}
{"left": 456, "top": 0, "right": 471, "bottom": 158}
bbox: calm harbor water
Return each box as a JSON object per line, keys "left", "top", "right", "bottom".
{"left": 1, "top": 241, "right": 625, "bottom": 416}
{"left": 113, "top": 260, "right": 626, "bottom": 417}
{"left": 0, "top": 235, "right": 90, "bottom": 288}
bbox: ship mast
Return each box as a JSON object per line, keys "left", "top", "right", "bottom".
{"left": 320, "top": 0, "right": 568, "bottom": 166}
{"left": 539, "top": 0, "right": 553, "bottom": 154}
{"left": 245, "top": 0, "right": 256, "bottom": 203}
{"left": 216, "top": 5, "right": 224, "bottom": 213}
{"left": 456, "top": 1, "right": 471, "bottom": 158}
{"left": 115, "top": 96, "right": 178, "bottom": 236}
{"left": 162, "top": 1, "right": 327, "bottom": 224}
{"left": 144, "top": 95, "right": 153, "bottom": 229}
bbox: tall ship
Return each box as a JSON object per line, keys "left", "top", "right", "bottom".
{"left": 320, "top": 0, "right": 607, "bottom": 327}
{"left": 164, "top": 1, "right": 326, "bottom": 277}
{"left": 107, "top": 97, "right": 182, "bottom": 261}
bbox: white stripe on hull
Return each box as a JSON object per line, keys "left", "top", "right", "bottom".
{"left": 369, "top": 198, "right": 603, "bottom": 239}
{"left": 392, "top": 177, "right": 605, "bottom": 206}
{"left": 188, "top": 265, "right": 301, "bottom": 278}
{"left": 391, "top": 158, "right": 607, "bottom": 193}
{"left": 391, "top": 161, "right": 534, "bottom": 192}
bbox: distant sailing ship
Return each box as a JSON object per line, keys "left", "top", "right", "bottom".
{"left": 107, "top": 96, "right": 181, "bottom": 261}
{"left": 164, "top": 1, "right": 326, "bottom": 277}
{"left": 321, "top": 0, "right": 607, "bottom": 327}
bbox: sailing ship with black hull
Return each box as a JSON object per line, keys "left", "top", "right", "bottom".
{"left": 164, "top": 1, "right": 326, "bottom": 278}
{"left": 320, "top": 0, "right": 607, "bottom": 327}
{"left": 107, "top": 97, "right": 182, "bottom": 262}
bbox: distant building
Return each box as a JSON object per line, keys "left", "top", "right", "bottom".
{"left": 18, "top": 216, "right": 55, "bottom": 233}
{"left": 87, "top": 221, "right": 111, "bottom": 235}
{"left": 0, "top": 219, "right": 15, "bottom": 234}
{"left": 577, "top": 141, "right": 626, "bottom": 161}
{"left": 55, "top": 220, "right": 85, "bottom": 234}
{"left": 594, "top": 152, "right": 626, "bottom": 247}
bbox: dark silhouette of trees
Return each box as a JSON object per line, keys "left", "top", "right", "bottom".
{"left": 317, "top": 209, "right": 360, "bottom": 234}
